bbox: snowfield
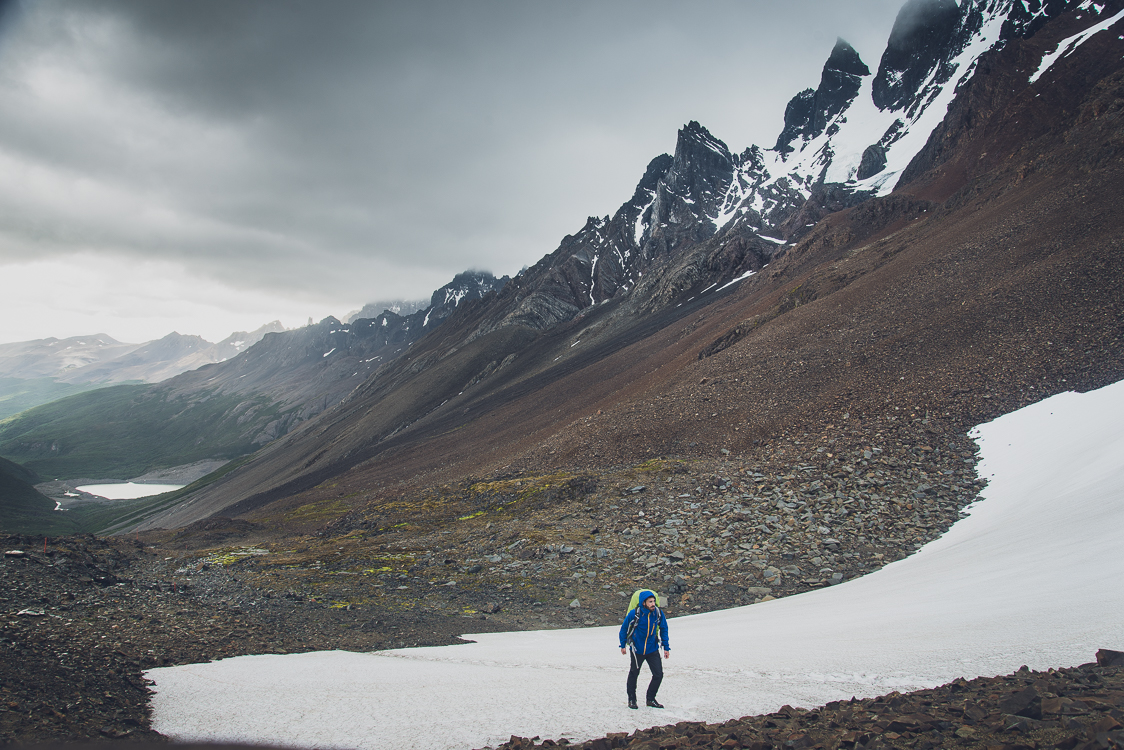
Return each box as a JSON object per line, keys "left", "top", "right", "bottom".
{"left": 147, "top": 380, "right": 1124, "bottom": 750}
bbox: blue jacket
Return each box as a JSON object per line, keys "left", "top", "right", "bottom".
{"left": 618, "top": 592, "right": 669, "bottom": 654}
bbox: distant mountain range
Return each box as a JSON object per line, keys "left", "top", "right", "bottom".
{"left": 0, "top": 271, "right": 506, "bottom": 481}
{"left": 0, "top": 323, "right": 286, "bottom": 385}
{"left": 2, "top": 0, "right": 1122, "bottom": 536}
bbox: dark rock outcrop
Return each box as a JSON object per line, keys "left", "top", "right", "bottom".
{"left": 872, "top": 0, "right": 962, "bottom": 113}
{"left": 775, "top": 39, "right": 871, "bottom": 152}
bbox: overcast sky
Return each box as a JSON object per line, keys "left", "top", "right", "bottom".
{"left": 0, "top": 1, "right": 903, "bottom": 345}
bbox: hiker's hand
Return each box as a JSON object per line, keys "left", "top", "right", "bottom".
{"left": 620, "top": 648, "right": 626, "bottom": 655}
{"left": 663, "top": 651, "right": 670, "bottom": 659}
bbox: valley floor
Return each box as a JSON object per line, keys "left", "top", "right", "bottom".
{"left": 3, "top": 381, "right": 1120, "bottom": 748}
{"left": 138, "top": 380, "right": 1124, "bottom": 749}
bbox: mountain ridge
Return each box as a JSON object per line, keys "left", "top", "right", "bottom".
{"left": 1, "top": 0, "right": 1120, "bottom": 537}
{"left": 0, "top": 322, "right": 287, "bottom": 385}
{"left": 0, "top": 272, "right": 508, "bottom": 481}
{"left": 121, "top": 0, "right": 1124, "bottom": 533}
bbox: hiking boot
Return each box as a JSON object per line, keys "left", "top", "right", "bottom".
{"left": 628, "top": 699, "right": 638, "bottom": 709}
{"left": 646, "top": 699, "right": 664, "bottom": 708}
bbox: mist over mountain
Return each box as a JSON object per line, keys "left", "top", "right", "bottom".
{"left": 346, "top": 299, "right": 429, "bottom": 324}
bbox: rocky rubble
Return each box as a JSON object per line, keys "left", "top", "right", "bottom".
{"left": 0, "top": 533, "right": 508, "bottom": 744}
{"left": 0, "top": 403, "right": 1087, "bottom": 748}
{"left": 0, "top": 412, "right": 986, "bottom": 744}
{"left": 311, "top": 415, "right": 985, "bottom": 630}
{"left": 0, "top": 536, "right": 161, "bottom": 743}
{"left": 488, "top": 652, "right": 1124, "bottom": 750}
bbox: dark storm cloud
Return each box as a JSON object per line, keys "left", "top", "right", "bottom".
{"left": 0, "top": 1, "right": 903, "bottom": 307}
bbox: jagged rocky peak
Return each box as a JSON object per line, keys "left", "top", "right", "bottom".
{"left": 872, "top": 0, "right": 961, "bottom": 111}
{"left": 774, "top": 38, "right": 870, "bottom": 153}
{"left": 429, "top": 270, "right": 506, "bottom": 308}
{"left": 665, "top": 121, "right": 733, "bottom": 201}
{"left": 637, "top": 153, "right": 673, "bottom": 193}
{"left": 442, "top": 0, "right": 1107, "bottom": 342}
{"left": 644, "top": 121, "right": 736, "bottom": 241}
{"left": 999, "top": 0, "right": 1076, "bottom": 41}
{"left": 825, "top": 37, "right": 871, "bottom": 77}
{"left": 774, "top": 89, "right": 815, "bottom": 154}
{"left": 421, "top": 270, "right": 508, "bottom": 329}
{"left": 606, "top": 153, "right": 674, "bottom": 255}
{"left": 314, "top": 315, "right": 344, "bottom": 330}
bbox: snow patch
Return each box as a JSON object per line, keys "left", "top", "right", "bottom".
{"left": 717, "top": 269, "right": 757, "bottom": 292}
{"left": 633, "top": 194, "right": 655, "bottom": 245}
{"left": 1030, "top": 7, "right": 1124, "bottom": 83}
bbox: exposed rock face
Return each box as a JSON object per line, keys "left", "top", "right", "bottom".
{"left": 857, "top": 144, "right": 889, "bottom": 180}
{"left": 650, "top": 120, "right": 735, "bottom": 239}
{"left": 164, "top": 271, "right": 508, "bottom": 433}
{"left": 129, "top": 0, "right": 1124, "bottom": 537}
{"left": 469, "top": 1, "right": 1105, "bottom": 346}
{"left": 775, "top": 39, "right": 871, "bottom": 152}
{"left": 898, "top": 0, "right": 1124, "bottom": 191}
{"left": 415, "top": 271, "right": 508, "bottom": 331}
{"left": 863, "top": 0, "right": 1095, "bottom": 179}
{"left": 872, "top": 0, "right": 962, "bottom": 112}
{"left": 479, "top": 121, "right": 797, "bottom": 337}
{"left": 10, "top": 0, "right": 1122, "bottom": 529}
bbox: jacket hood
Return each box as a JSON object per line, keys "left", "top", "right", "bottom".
{"left": 638, "top": 590, "right": 657, "bottom": 607}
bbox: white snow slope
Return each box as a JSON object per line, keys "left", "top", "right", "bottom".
{"left": 147, "top": 380, "right": 1124, "bottom": 750}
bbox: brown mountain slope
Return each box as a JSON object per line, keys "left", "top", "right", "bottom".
{"left": 134, "top": 11, "right": 1124, "bottom": 535}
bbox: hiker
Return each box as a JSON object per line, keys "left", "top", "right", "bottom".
{"left": 619, "top": 589, "right": 670, "bottom": 709}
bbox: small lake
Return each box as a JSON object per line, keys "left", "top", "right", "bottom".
{"left": 75, "top": 482, "right": 185, "bottom": 500}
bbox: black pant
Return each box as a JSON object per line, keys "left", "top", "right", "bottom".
{"left": 626, "top": 650, "right": 663, "bottom": 702}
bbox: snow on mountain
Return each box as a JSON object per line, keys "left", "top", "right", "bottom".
{"left": 209, "top": 322, "right": 288, "bottom": 363}
{"left": 0, "top": 323, "right": 287, "bottom": 386}
{"left": 145, "top": 379, "right": 1124, "bottom": 750}
{"left": 669, "top": 0, "right": 1123, "bottom": 242}
{"left": 475, "top": 0, "right": 1113, "bottom": 342}
{"left": 737, "top": 0, "right": 1109, "bottom": 209}
{"left": 771, "top": 0, "right": 1124, "bottom": 197}
{"left": 1030, "top": 3, "right": 1124, "bottom": 83}
{"left": 418, "top": 270, "right": 508, "bottom": 330}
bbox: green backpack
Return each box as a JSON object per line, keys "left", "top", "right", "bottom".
{"left": 626, "top": 589, "right": 661, "bottom": 613}
{"left": 624, "top": 589, "right": 662, "bottom": 653}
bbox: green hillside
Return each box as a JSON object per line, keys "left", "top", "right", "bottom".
{"left": 0, "top": 376, "right": 114, "bottom": 421}
{"left": 0, "top": 383, "right": 276, "bottom": 480}
{"left": 0, "top": 455, "right": 77, "bottom": 534}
